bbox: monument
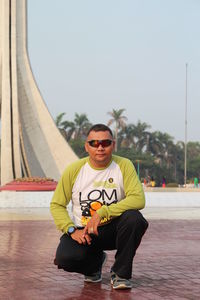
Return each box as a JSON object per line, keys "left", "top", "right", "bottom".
{"left": 0, "top": 0, "right": 78, "bottom": 186}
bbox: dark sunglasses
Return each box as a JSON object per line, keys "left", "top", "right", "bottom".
{"left": 87, "top": 139, "right": 113, "bottom": 148}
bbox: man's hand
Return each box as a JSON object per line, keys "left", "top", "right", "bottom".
{"left": 71, "top": 228, "right": 92, "bottom": 245}
{"left": 84, "top": 212, "right": 101, "bottom": 236}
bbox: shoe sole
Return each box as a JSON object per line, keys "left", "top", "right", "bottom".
{"left": 111, "top": 278, "right": 132, "bottom": 289}
{"left": 84, "top": 277, "right": 102, "bottom": 283}
{"left": 112, "top": 283, "right": 132, "bottom": 289}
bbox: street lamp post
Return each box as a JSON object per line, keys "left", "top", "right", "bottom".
{"left": 184, "top": 63, "right": 188, "bottom": 187}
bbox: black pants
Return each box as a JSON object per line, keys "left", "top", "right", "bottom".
{"left": 55, "top": 210, "right": 148, "bottom": 279}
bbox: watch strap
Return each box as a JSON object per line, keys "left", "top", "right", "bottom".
{"left": 67, "top": 226, "right": 76, "bottom": 236}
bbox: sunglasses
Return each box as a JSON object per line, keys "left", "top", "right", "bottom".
{"left": 87, "top": 139, "right": 113, "bottom": 148}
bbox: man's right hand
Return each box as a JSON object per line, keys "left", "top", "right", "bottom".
{"left": 71, "top": 228, "right": 92, "bottom": 245}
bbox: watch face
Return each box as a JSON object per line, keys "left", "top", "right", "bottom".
{"left": 68, "top": 227, "right": 75, "bottom": 234}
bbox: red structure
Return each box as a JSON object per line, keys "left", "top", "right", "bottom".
{"left": 0, "top": 178, "right": 57, "bottom": 191}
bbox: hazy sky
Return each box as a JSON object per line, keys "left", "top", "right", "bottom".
{"left": 27, "top": 0, "right": 200, "bottom": 142}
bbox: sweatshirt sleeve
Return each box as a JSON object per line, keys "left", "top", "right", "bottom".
{"left": 97, "top": 158, "right": 145, "bottom": 220}
{"left": 50, "top": 168, "right": 75, "bottom": 233}
{"left": 50, "top": 158, "right": 87, "bottom": 233}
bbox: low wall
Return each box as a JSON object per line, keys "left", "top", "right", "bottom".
{"left": 145, "top": 192, "right": 200, "bottom": 207}
{"left": 0, "top": 191, "right": 54, "bottom": 208}
{"left": 0, "top": 188, "right": 200, "bottom": 208}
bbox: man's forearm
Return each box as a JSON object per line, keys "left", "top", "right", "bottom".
{"left": 50, "top": 202, "right": 75, "bottom": 233}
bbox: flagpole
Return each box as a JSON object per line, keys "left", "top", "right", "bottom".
{"left": 184, "top": 63, "right": 188, "bottom": 187}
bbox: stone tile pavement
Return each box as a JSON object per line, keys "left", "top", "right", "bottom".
{"left": 0, "top": 209, "right": 200, "bottom": 299}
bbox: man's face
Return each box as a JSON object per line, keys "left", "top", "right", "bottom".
{"left": 85, "top": 130, "right": 115, "bottom": 168}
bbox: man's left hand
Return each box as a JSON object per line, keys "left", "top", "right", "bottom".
{"left": 83, "top": 212, "right": 101, "bottom": 236}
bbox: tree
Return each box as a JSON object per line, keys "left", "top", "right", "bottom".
{"left": 54, "top": 112, "right": 68, "bottom": 139}
{"left": 146, "top": 131, "right": 163, "bottom": 157}
{"left": 54, "top": 111, "right": 200, "bottom": 184}
{"left": 61, "top": 121, "right": 76, "bottom": 141}
{"left": 132, "top": 121, "right": 151, "bottom": 153}
{"left": 55, "top": 112, "right": 66, "bottom": 128}
{"left": 107, "top": 108, "right": 127, "bottom": 151}
{"left": 74, "top": 113, "right": 92, "bottom": 139}
{"left": 55, "top": 112, "right": 92, "bottom": 141}
{"left": 187, "top": 142, "right": 200, "bottom": 180}
{"left": 152, "top": 131, "right": 174, "bottom": 166}
{"left": 118, "top": 124, "right": 136, "bottom": 149}
{"left": 187, "top": 142, "right": 200, "bottom": 158}
{"left": 69, "top": 139, "right": 87, "bottom": 158}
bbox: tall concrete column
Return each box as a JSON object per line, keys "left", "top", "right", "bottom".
{"left": 0, "top": 0, "right": 78, "bottom": 185}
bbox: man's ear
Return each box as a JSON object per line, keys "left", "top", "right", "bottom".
{"left": 112, "top": 140, "right": 116, "bottom": 150}
{"left": 85, "top": 142, "right": 89, "bottom": 153}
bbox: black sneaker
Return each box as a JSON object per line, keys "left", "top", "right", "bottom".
{"left": 84, "top": 252, "right": 107, "bottom": 283}
{"left": 111, "top": 271, "right": 132, "bottom": 289}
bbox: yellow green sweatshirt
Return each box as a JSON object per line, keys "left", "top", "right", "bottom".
{"left": 50, "top": 155, "right": 145, "bottom": 233}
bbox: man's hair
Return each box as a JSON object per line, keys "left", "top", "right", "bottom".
{"left": 87, "top": 124, "right": 113, "bottom": 137}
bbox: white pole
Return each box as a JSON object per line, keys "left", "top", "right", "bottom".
{"left": 184, "top": 63, "right": 188, "bottom": 187}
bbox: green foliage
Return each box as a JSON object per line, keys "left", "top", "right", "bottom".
{"left": 166, "top": 183, "right": 179, "bottom": 187}
{"left": 55, "top": 110, "right": 200, "bottom": 184}
{"left": 187, "top": 156, "right": 200, "bottom": 178}
{"left": 55, "top": 112, "right": 66, "bottom": 127}
{"left": 69, "top": 139, "right": 87, "bottom": 158}
{"left": 107, "top": 108, "right": 127, "bottom": 151}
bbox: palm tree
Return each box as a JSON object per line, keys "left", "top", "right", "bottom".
{"left": 55, "top": 112, "right": 92, "bottom": 141}
{"left": 187, "top": 142, "right": 200, "bottom": 158}
{"left": 55, "top": 112, "right": 66, "bottom": 128}
{"left": 146, "top": 132, "right": 161, "bottom": 157}
{"left": 107, "top": 108, "right": 127, "bottom": 151}
{"left": 55, "top": 112, "right": 69, "bottom": 139}
{"left": 74, "top": 113, "right": 91, "bottom": 139}
{"left": 133, "top": 121, "right": 151, "bottom": 153}
{"left": 118, "top": 124, "right": 136, "bottom": 149}
{"left": 153, "top": 131, "right": 174, "bottom": 168}
{"left": 61, "top": 121, "right": 76, "bottom": 141}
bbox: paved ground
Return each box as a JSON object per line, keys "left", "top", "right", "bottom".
{"left": 0, "top": 208, "right": 200, "bottom": 300}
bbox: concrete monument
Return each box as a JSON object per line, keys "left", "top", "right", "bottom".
{"left": 0, "top": 0, "right": 78, "bottom": 185}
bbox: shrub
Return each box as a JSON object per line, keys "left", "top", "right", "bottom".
{"left": 166, "top": 182, "right": 179, "bottom": 188}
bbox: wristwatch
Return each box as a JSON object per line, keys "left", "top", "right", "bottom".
{"left": 67, "top": 226, "right": 76, "bottom": 236}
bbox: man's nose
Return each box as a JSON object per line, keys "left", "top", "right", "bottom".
{"left": 97, "top": 144, "right": 104, "bottom": 150}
